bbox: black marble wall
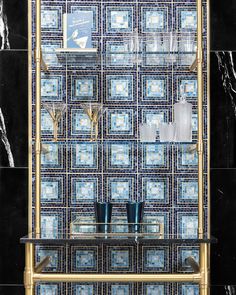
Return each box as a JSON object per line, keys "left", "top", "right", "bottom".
{"left": 211, "top": 0, "right": 236, "bottom": 291}
{"left": 210, "top": 52, "right": 236, "bottom": 288}
{"left": 210, "top": 0, "right": 236, "bottom": 50}
{"left": 0, "top": 0, "right": 28, "bottom": 292}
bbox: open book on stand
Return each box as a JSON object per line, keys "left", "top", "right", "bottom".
{"left": 63, "top": 11, "right": 93, "bottom": 49}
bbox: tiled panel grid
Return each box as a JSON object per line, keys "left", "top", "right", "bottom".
{"left": 31, "top": 0, "right": 208, "bottom": 294}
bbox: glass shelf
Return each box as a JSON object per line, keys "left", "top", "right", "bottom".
{"left": 40, "top": 33, "right": 197, "bottom": 68}
{"left": 20, "top": 222, "right": 216, "bottom": 245}
{"left": 55, "top": 48, "right": 99, "bottom": 66}
{"left": 20, "top": 232, "right": 216, "bottom": 245}
{"left": 42, "top": 50, "right": 196, "bottom": 68}
{"left": 32, "top": 140, "right": 196, "bottom": 146}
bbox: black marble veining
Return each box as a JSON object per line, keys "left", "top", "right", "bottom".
{"left": 0, "top": 51, "right": 28, "bottom": 168}
{"left": 1, "top": 0, "right": 27, "bottom": 50}
{"left": 210, "top": 52, "right": 236, "bottom": 168}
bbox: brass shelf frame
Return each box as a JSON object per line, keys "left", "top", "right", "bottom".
{"left": 24, "top": 0, "right": 210, "bottom": 294}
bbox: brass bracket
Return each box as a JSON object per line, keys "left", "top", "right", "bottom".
{"left": 34, "top": 48, "right": 48, "bottom": 72}
{"left": 185, "top": 256, "right": 200, "bottom": 273}
{"left": 186, "top": 144, "right": 197, "bottom": 154}
{"left": 189, "top": 48, "right": 203, "bottom": 72}
{"left": 35, "top": 256, "right": 51, "bottom": 273}
{"left": 197, "top": 48, "right": 203, "bottom": 64}
{"left": 197, "top": 141, "right": 204, "bottom": 154}
{"left": 35, "top": 141, "right": 41, "bottom": 155}
{"left": 189, "top": 56, "right": 197, "bottom": 72}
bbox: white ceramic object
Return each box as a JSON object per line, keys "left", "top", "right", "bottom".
{"left": 174, "top": 98, "right": 192, "bottom": 142}
{"left": 139, "top": 123, "right": 157, "bottom": 142}
{"left": 159, "top": 122, "right": 176, "bottom": 142}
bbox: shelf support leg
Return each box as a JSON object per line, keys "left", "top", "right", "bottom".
{"left": 24, "top": 243, "right": 34, "bottom": 295}
{"left": 35, "top": 0, "right": 42, "bottom": 237}
{"left": 200, "top": 243, "right": 209, "bottom": 295}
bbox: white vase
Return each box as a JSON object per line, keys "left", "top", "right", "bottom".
{"left": 139, "top": 123, "right": 157, "bottom": 142}
{"left": 174, "top": 98, "right": 192, "bottom": 142}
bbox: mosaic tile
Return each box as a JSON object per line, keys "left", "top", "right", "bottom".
{"left": 175, "top": 176, "right": 198, "bottom": 204}
{"left": 107, "top": 177, "right": 134, "bottom": 202}
{"left": 70, "top": 177, "right": 98, "bottom": 204}
{"left": 72, "top": 247, "right": 98, "bottom": 272}
{"left": 143, "top": 283, "right": 169, "bottom": 295}
{"left": 141, "top": 176, "right": 169, "bottom": 203}
{"left": 107, "top": 246, "right": 133, "bottom": 272}
{"left": 180, "top": 79, "right": 197, "bottom": 100}
{"left": 178, "top": 284, "right": 199, "bottom": 295}
{"left": 41, "top": 211, "right": 64, "bottom": 239}
{"left": 41, "top": 176, "right": 64, "bottom": 204}
{"left": 173, "top": 73, "right": 199, "bottom": 105}
{"left": 71, "top": 143, "right": 99, "bottom": 170}
{"left": 177, "top": 212, "right": 198, "bottom": 239}
{"left": 109, "top": 283, "right": 132, "bottom": 295}
{"left": 41, "top": 5, "right": 63, "bottom": 33}
{"left": 105, "top": 108, "right": 135, "bottom": 137}
{"left": 140, "top": 6, "right": 168, "bottom": 33}
{"left": 41, "top": 143, "right": 64, "bottom": 169}
{"left": 105, "top": 74, "right": 134, "bottom": 102}
{"left": 141, "top": 74, "right": 169, "bottom": 103}
{"left": 175, "top": 6, "right": 197, "bottom": 32}
{"left": 41, "top": 110, "right": 54, "bottom": 134}
{"left": 105, "top": 142, "right": 135, "bottom": 171}
{"left": 73, "top": 284, "right": 96, "bottom": 295}
{"left": 142, "top": 246, "right": 169, "bottom": 272}
{"left": 177, "top": 246, "right": 199, "bottom": 272}
{"left": 70, "top": 75, "right": 98, "bottom": 102}
{"left": 41, "top": 73, "right": 64, "bottom": 102}
{"left": 176, "top": 145, "right": 198, "bottom": 172}
{"left": 141, "top": 144, "right": 169, "bottom": 170}
{"left": 35, "top": 246, "right": 63, "bottom": 272}
{"left": 70, "top": 109, "right": 92, "bottom": 135}
{"left": 105, "top": 6, "right": 134, "bottom": 34}
{"left": 105, "top": 176, "right": 135, "bottom": 202}
{"left": 36, "top": 284, "right": 60, "bottom": 295}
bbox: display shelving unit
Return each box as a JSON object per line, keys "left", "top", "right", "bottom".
{"left": 22, "top": 0, "right": 213, "bottom": 294}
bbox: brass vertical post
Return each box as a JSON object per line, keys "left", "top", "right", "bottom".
{"left": 28, "top": 0, "right": 32, "bottom": 234}
{"left": 35, "top": 0, "right": 42, "bottom": 236}
{"left": 196, "top": 0, "right": 209, "bottom": 294}
{"left": 197, "top": 0, "right": 204, "bottom": 239}
{"left": 200, "top": 243, "right": 209, "bottom": 295}
{"left": 24, "top": 243, "right": 34, "bottom": 295}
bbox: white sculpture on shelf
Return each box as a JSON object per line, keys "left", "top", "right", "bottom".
{"left": 174, "top": 86, "right": 192, "bottom": 142}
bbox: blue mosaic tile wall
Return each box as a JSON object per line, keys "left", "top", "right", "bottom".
{"left": 31, "top": 0, "right": 208, "bottom": 294}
